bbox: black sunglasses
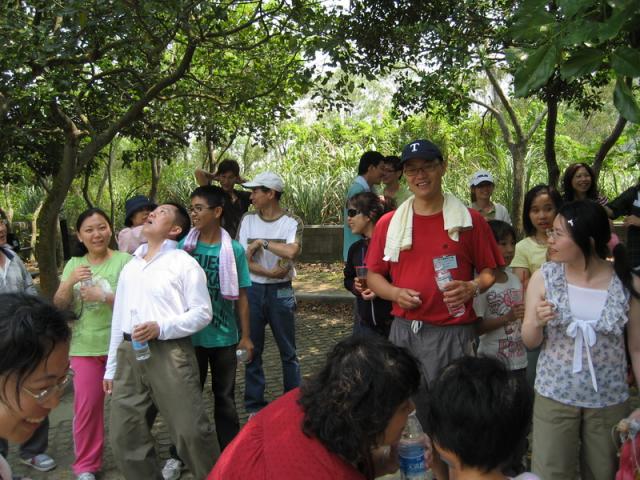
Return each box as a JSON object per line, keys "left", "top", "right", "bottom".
{"left": 347, "top": 208, "right": 362, "bottom": 218}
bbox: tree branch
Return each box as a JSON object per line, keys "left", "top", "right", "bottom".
{"left": 484, "top": 66, "right": 524, "bottom": 141}
{"left": 469, "top": 97, "right": 514, "bottom": 147}
{"left": 76, "top": 41, "right": 198, "bottom": 170}
{"left": 524, "top": 108, "right": 548, "bottom": 143}
{"left": 593, "top": 115, "right": 627, "bottom": 180}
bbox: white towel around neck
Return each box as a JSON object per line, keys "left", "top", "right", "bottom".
{"left": 383, "top": 193, "right": 473, "bottom": 262}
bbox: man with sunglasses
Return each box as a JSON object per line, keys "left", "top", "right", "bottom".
{"left": 237, "top": 172, "right": 303, "bottom": 416}
{"left": 365, "top": 140, "right": 503, "bottom": 434}
{"left": 343, "top": 151, "right": 386, "bottom": 261}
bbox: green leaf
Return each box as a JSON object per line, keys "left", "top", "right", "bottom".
{"left": 510, "top": 10, "right": 556, "bottom": 42}
{"left": 613, "top": 77, "right": 640, "bottom": 123}
{"left": 597, "top": 2, "right": 638, "bottom": 42}
{"left": 514, "top": 42, "right": 559, "bottom": 97}
{"left": 611, "top": 47, "right": 640, "bottom": 78}
{"left": 557, "top": 0, "right": 596, "bottom": 19}
{"left": 559, "top": 48, "right": 604, "bottom": 79}
{"left": 560, "top": 20, "right": 597, "bottom": 47}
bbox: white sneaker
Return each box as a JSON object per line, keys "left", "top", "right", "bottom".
{"left": 162, "top": 458, "right": 183, "bottom": 480}
{"left": 77, "top": 473, "right": 96, "bottom": 480}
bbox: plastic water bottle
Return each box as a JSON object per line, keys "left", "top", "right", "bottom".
{"left": 435, "top": 270, "right": 465, "bottom": 318}
{"left": 80, "top": 278, "right": 99, "bottom": 311}
{"left": 131, "top": 309, "right": 151, "bottom": 361}
{"left": 398, "top": 411, "right": 428, "bottom": 480}
{"left": 236, "top": 348, "right": 250, "bottom": 364}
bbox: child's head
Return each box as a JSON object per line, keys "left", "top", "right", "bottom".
{"left": 347, "top": 192, "right": 387, "bottom": 236}
{"left": 189, "top": 185, "right": 226, "bottom": 231}
{"left": 522, "top": 184, "right": 562, "bottom": 237}
{"left": 124, "top": 195, "right": 156, "bottom": 227}
{"left": 487, "top": 220, "right": 516, "bottom": 265}
{"left": 425, "top": 356, "right": 533, "bottom": 475}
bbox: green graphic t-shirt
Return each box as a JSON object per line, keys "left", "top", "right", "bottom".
{"left": 178, "top": 238, "right": 251, "bottom": 348}
{"left": 61, "top": 250, "right": 131, "bottom": 356}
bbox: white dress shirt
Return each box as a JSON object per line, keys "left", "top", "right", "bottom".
{"left": 104, "top": 240, "right": 212, "bottom": 380}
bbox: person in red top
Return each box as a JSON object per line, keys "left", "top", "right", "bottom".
{"left": 366, "top": 139, "right": 503, "bottom": 430}
{"left": 208, "top": 335, "right": 421, "bottom": 480}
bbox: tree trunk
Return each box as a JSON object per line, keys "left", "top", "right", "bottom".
{"left": 35, "top": 135, "right": 79, "bottom": 299}
{"left": 30, "top": 199, "right": 44, "bottom": 262}
{"left": 149, "top": 156, "right": 161, "bottom": 203}
{"left": 82, "top": 168, "right": 94, "bottom": 208}
{"left": 510, "top": 143, "right": 527, "bottom": 239}
{"left": 544, "top": 97, "right": 560, "bottom": 189}
{"left": 107, "top": 140, "right": 116, "bottom": 223}
{"left": 206, "top": 139, "right": 216, "bottom": 171}
{"left": 592, "top": 115, "right": 627, "bottom": 181}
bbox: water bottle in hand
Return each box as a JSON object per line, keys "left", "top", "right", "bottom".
{"left": 398, "top": 411, "right": 428, "bottom": 480}
{"left": 435, "top": 270, "right": 465, "bottom": 318}
{"left": 236, "top": 348, "right": 250, "bottom": 364}
{"left": 131, "top": 309, "right": 151, "bottom": 361}
{"left": 81, "top": 278, "right": 99, "bottom": 311}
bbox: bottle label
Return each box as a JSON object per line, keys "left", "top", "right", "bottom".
{"left": 132, "top": 340, "right": 147, "bottom": 350}
{"left": 399, "top": 444, "right": 426, "bottom": 476}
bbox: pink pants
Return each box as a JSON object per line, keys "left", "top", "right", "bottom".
{"left": 70, "top": 356, "right": 107, "bottom": 475}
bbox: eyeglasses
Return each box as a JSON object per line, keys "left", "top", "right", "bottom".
{"left": 404, "top": 161, "right": 441, "bottom": 177}
{"left": 347, "top": 209, "right": 362, "bottom": 218}
{"left": 546, "top": 228, "right": 565, "bottom": 240}
{"left": 22, "top": 369, "right": 75, "bottom": 404}
{"left": 188, "top": 205, "right": 214, "bottom": 214}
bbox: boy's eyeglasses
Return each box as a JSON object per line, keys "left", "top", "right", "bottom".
{"left": 188, "top": 205, "right": 214, "bottom": 214}
{"left": 347, "top": 209, "right": 362, "bottom": 218}
{"left": 22, "top": 369, "right": 75, "bottom": 404}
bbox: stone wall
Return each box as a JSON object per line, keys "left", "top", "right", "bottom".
{"left": 299, "top": 225, "right": 343, "bottom": 263}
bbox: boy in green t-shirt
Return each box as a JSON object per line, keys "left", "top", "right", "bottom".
{"left": 166, "top": 185, "right": 252, "bottom": 480}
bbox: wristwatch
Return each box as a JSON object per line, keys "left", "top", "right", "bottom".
{"left": 262, "top": 240, "right": 269, "bottom": 250}
{"left": 471, "top": 280, "right": 481, "bottom": 298}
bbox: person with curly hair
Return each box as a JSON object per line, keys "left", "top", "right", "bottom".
{"left": 208, "top": 335, "right": 421, "bottom": 480}
{"left": 344, "top": 192, "right": 393, "bottom": 337}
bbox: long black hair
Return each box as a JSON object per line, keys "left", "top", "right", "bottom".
{"left": 0, "top": 293, "right": 75, "bottom": 407}
{"left": 73, "top": 208, "right": 113, "bottom": 257}
{"left": 562, "top": 163, "right": 598, "bottom": 202}
{"left": 299, "top": 336, "right": 420, "bottom": 479}
{"left": 558, "top": 200, "right": 639, "bottom": 298}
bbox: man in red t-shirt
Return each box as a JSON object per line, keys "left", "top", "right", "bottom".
{"left": 367, "top": 139, "right": 503, "bottom": 424}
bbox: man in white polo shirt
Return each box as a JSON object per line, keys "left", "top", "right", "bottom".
{"left": 103, "top": 203, "right": 216, "bottom": 480}
{"left": 237, "top": 172, "right": 303, "bottom": 415}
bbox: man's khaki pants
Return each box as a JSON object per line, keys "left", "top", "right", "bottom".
{"left": 532, "top": 392, "right": 628, "bottom": 480}
{"left": 110, "top": 337, "right": 219, "bottom": 480}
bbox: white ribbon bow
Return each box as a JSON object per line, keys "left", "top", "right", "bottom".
{"left": 566, "top": 319, "right": 598, "bottom": 392}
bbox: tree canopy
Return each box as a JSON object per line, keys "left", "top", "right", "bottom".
{"left": 0, "top": 0, "right": 319, "bottom": 296}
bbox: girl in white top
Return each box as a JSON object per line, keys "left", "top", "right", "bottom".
{"left": 522, "top": 200, "right": 640, "bottom": 480}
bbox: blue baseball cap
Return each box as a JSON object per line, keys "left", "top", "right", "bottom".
{"left": 400, "top": 139, "right": 444, "bottom": 164}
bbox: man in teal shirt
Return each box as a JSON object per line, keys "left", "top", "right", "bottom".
{"left": 343, "top": 151, "right": 385, "bottom": 260}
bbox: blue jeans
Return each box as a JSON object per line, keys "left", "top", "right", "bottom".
{"left": 244, "top": 281, "right": 300, "bottom": 413}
